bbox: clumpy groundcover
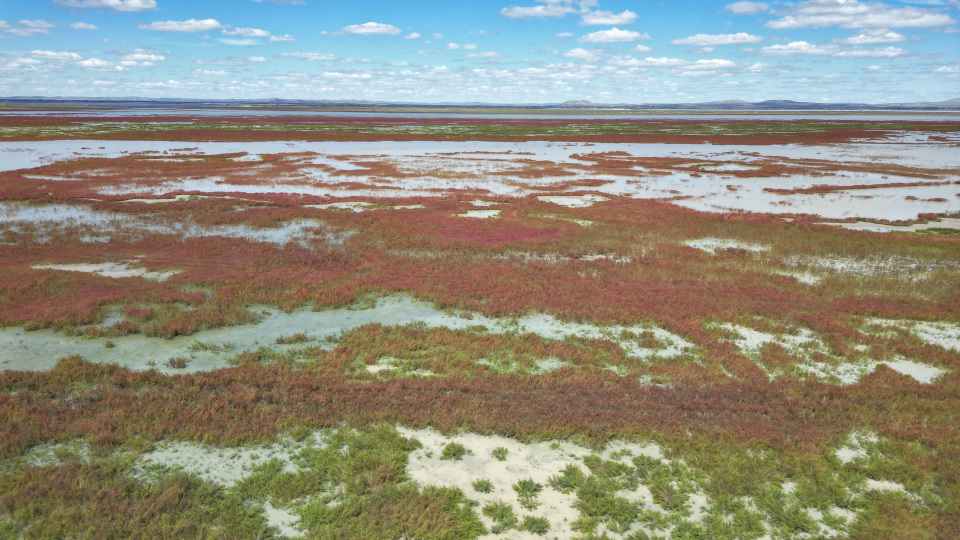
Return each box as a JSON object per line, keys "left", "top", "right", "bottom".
{"left": 1, "top": 116, "right": 959, "bottom": 538}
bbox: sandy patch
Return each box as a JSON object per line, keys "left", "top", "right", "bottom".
{"left": 399, "top": 427, "right": 667, "bottom": 539}
{"left": 140, "top": 437, "right": 309, "bottom": 487}
{"left": 263, "top": 501, "right": 302, "bottom": 538}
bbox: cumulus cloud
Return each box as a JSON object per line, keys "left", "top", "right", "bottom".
{"left": 671, "top": 32, "right": 763, "bottom": 46}
{"left": 122, "top": 51, "right": 165, "bottom": 62}
{"left": 447, "top": 43, "right": 461, "bottom": 49}
{"left": 1, "top": 20, "right": 55, "bottom": 37}
{"left": 724, "top": 1, "right": 769, "bottom": 15}
{"left": 278, "top": 52, "right": 343, "bottom": 61}
{"left": 223, "top": 27, "right": 271, "bottom": 38}
{"left": 341, "top": 22, "right": 401, "bottom": 35}
{"left": 562, "top": 47, "right": 601, "bottom": 60}
{"left": 581, "top": 10, "right": 637, "bottom": 25}
{"left": 70, "top": 22, "right": 98, "bottom": 30}
{"left": 196, "top": 56, "right": 266, "bottom": 66}
{"left": 761, "top": 40, "right": 906, "bottom": 57}
{"left": 633, "top": 44, "right": 653, "bottom": 52}
{"left": 269, "top": 34, "right": 296, "bottom": 42}
{"left": 833, "top": 29, "right": 906, "bottom": 44}
{"left": 556, "top": 32, "right": 575, "bottom": 37}
{"left": 193, "top": 69, "right": 232, "bottom": 76}
{"left": 501, "top": 0, "right": 596, "bottom": 20}
{"left": 54, "top": 0, "right": 156, "bottom": 11}
{"left": 405, "top": 32, "right": 422, "bottom": 39}
{"left": 139, "top": 19, "right": 224, "bottom": 32}
{"left": 78, "top": 58, "right": 128, "bottom": 71}
{"left": 31, "top": 50, "right": 83, "bottom": 61}
{"left": 766, "top": 0, "right": 955, "bottom": 29}
{"left": 579, "top": 27, "right": 650, "bottom": 43}
{"left": 466, "top": 51, "right": 506, "bottom": 58}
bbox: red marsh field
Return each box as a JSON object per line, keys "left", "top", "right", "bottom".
{"left": 1, "top": 112, "right": 959, "bottom": 538}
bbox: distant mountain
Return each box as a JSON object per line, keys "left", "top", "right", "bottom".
{"left": 2, "top": 96, "right": 959, "bottom": 111}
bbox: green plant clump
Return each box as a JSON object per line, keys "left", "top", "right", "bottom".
{"left": 441, "top": 441, "right": 469, "bottom": 461}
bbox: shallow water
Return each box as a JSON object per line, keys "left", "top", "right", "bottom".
{"left": 3, "top": 139, "right": 956, "bottom": 220}
{"left": 0, "top": 295, "right": 691, "bottom": 373}
{"left": 3, "top": 108, "right": 958, "bottom": 121}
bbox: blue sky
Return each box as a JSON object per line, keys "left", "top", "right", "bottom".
{"left": 1, "top": 0, "right": 958, "bottom": 103}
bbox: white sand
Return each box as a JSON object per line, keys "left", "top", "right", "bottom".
{"left": 399, "top": 426, "right": 668, "bottom": 539}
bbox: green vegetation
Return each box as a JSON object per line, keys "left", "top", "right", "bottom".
{"left": 472, "top": 478, "right": 493, "bottom": 493}
{"left": 482, "top": 501, "right": 518, "bottom": 534}
{"left": 441, "top": 441, "right": 469, "bottom": 461}
{"left": 513, "top": 478, "right": 544, "bottom": 510}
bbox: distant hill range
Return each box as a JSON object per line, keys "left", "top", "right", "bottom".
{"left": 3, "top": 96, "right": 960, "bottom": 111}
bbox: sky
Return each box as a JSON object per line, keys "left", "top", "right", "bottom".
{"left": 0, "top": 0, "right": 958, "bottom": 103}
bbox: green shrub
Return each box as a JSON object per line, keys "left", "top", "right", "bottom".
{"left": 513, "top": 478, "right": 543, "bottom": 510}
{"left": 440, "top": 442, "right": 469, "bottom": 461}
{"left": 472, "top": 478, "right": 493, "bottom": 493}
{"left": 520, "top": 516, "right": 550, "bottom": 535}
{"left": 492, "top": 447, "right": 509, "bottom": 461}
{"left": 482, "top": 501, "right": 518, "bottom": 534}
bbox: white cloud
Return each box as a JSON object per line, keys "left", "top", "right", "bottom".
{"left": 278, "top": 52, "right": 342, "bottom": 61}
{"left": 633, "top": 44, "right": 653, "bottom": 52}
{"left": 405, "top": 32, "right": 422, "bottom": 39}
{"left": 269, "top": 34, "right": 296, "bottom": 42}
{"left": 833, "top": 29, "right": 906, "bottom": 44}
{"left": 251, "top": 0, "right": 306, "bottom": 4}
{"left": 139, "top": 19, "right": 224, "bottom": 32}
{"left": 122, "top": 51, "right": 165, "bottom": 62}
{"left": 431, "top": 33, "right": 443, "bottom": 39}
{"left": 760, "top": 40, "right": 906, "bottom": 57}
{"left": 766, "top": 0, "right": 955, "bottom": 29}
{"left": 502, "top": 1, "right": 578, "bottom": 20}
{"left": 196, "top": 56, "right": 264, "bottom": 66}
{"left": 447, "top": 42, "right": 461, "bottom": 49}
{"left": 581, "top": 10, "right": 637, "bottom": 25}
{"left": 464, "top": 43, "right": 477, "bottom": 50}
{"left": 341, "top": 22, "right": 401, "bottom": 35}
{"left": 194, "top": 69, "right": 232, "bottom": 77}
{"left": 31, "top": 50, "right": 83, "bottom": 61}
{"left": 220, "top": 38, "right": 258, "bottom": 46}
{"left": 724, "top": 1, "right": 769, "bottom": 15}
{"left": 70, "top": 22, "right": 98, "bottom": 30}
{"left": 466, "top": 51, "right": 507, "bottom": 58}
{"left": 54, "top": 0, "right": 156, "bottom": 11}
{"left": 579, "top": 27, "right": 650, "bottom": 43}
{"left": 671, "top": 32, "right": 763, "bottom": 46}
{"left": 556, "top": 32, "right": 575, "bottom": 37}
{"left": 223, "top": 27, "right": 271, "bottom": 38}
{"left": 78, "top": 58, "right": 127, "bottom": 71}
{"left": 562, "top": 47, "right": 600, "bottom": 60}
{"left": 2, "top": 20, "right": 55, "bottom": 37}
